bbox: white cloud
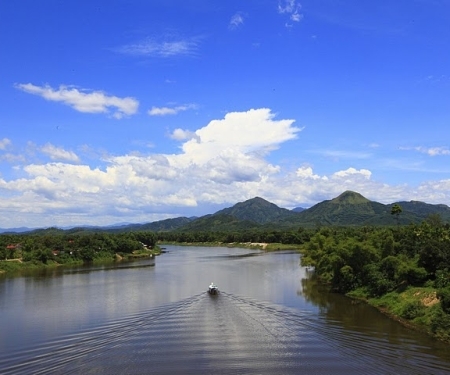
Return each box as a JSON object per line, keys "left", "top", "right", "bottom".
{"left": 0, "top": 138, "right": 12, "bottom": 150}
{"left": 229, "top": 12, "right": 244, "bottom": 29}
{"left": 148, "top": 104, "right": 197, "bottom": 116}
{"left": 0, "top": 153, "right": 25, "bottom": 164}
{"left": 296, "top": 166, "right": 324, "bottom": 180}
{"left": 1, "top": 108, "right": 450, "bottom": 228}
{"left": 290, "top": 12, "right": 303, "bottom": 22}
{"left": 278, "top": 0, "right": 303, "bottom": 24}
{"left": 415, "top": 146, "right": 450, "bottom": 156}
{"left": 170, "top": 129, "right": 199, "bottom": 141}
{"left": 180, "top": 108, "right": 300, "bottom": 164}
{"left": 15, "top": 83, "right": 139, "bottom": 119}
{"left": 332, "top": 167, "right": 371, "bottom": 179}
{"left": 117, "top": 36, "right": 200, "bottom": 58}
{"left": 40, "top": 143, "right": 80, "bottom": 163}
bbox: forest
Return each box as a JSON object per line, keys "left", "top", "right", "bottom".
{"left": 300, "top": 218, "right": 450, "bottom": 342}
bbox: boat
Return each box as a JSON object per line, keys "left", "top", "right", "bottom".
{"left": 208, "top": 282, "right": 219, "bottom": 295}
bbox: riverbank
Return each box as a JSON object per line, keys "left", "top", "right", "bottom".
{"left": 159, "top": 241, "right": 300, "bottom": 251}
{"left": 0, "top": 248, "right": 160, "bottom": 277}
{"left": 347, "top": 286, "right": 450, "bottom": 343}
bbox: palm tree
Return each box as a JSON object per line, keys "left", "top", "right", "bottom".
{"left": 391, "top": 203, "right": 402, "bottom": 226}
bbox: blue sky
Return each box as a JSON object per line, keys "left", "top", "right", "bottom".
{"left": 1, "top": 0, "right": 449, "bottom": 228}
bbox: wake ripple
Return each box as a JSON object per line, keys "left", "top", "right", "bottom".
{"left": 1, "top": 292, "right": 449, "bottom": 374}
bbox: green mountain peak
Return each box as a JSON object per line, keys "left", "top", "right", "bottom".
{"left": 331, "top": 190, "right": 370, "bottom": 204}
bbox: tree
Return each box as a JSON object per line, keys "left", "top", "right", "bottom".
{"left": 426, "top": 213, "right": 443, "bottom": 228}
{"left": 391, "top": 204, "right": 403, "bottom": 226}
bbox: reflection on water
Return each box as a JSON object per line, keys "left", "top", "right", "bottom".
{"left": 1, "top": 246, "right": 449, "bottom": 374}
{"left": 19, "top": 257, "right": 156, "bottom": 279}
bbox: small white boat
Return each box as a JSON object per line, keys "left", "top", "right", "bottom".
{"left": 208, "top": 282, "right": 219, "bottom": 295}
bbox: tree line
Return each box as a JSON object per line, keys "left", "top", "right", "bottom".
{"left": 0, "top": 230, "right": 158, "bottom": 265}
{"left": 155, "top": 228, "right": 313, "bottom": 245}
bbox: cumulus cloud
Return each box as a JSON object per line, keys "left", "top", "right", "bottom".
{"left": 117, "top": 35, "right": 200, "bottom": 58}
{"left": 229, "top": 12, "right": 244, "bottom": 29}
{"left": 1, "top": 108, "right": 450, "bottom": 228}
{"left": 296, "top": 166, "right": 324, "bottom": 180}
{"left": 180, "top": 108, "right": 301, "bottom": 164}
{"left": 148, "top": 104, "right": 197, "bottom": 116}
{"left": 15, "top": 83, "right": 139, "bottom": 119}
{"left": 40, "top": 143, "right": 80, "bottom": 163}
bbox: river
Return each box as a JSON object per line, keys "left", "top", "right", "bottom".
{"left": 1, "top": 245, "right": 449, "bottom": 374}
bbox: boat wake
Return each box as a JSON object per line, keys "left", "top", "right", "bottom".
{"left": 1, "top": 292, "right": 448, "bottom": 374}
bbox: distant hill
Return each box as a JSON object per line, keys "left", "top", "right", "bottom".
{"left": 2, "top": 191, "right": 449, "bottom": 234}
{"left": 293, "top": 190, "right": 389, "bottom": 226}
{"left": 177, "top": 197, "right": 300, "bottom": 232}
{"left": 179, "top": 214, "right": 260, "bottom": 232}
{"left": 213, "top": 197, "right": 298, "bottom": 224}
{"left": 0, "top": 227, "right": 35, "bottom": 234}
{"left": 174, "top": 191, "right": 450, "bottom": 231}
{"left": 292, "top": 207, "right": 305, "bottom": 213}
{"left": 388, "top": 201, "right": 450, "bottom": 223}
{"left": 111, "top": 217, "right": 193, "bottom": 232}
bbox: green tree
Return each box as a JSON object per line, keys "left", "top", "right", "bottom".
{"left": 426, "top": 213, "right": 443, "bottom": 228}
{"left": 391, "top": 203, "right": 402, "bottom": 226}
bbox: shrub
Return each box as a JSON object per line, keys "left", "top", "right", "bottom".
{"left": 363, "top": 264, "right": 395, "bottom": 297}
{"left": 435, "top": 269, "right": 450, "bottom": 289}
{"left": 334, "top": 265, "right": 356, "bottom": 293}
{"left": 400, "top": 264, "right": 428, "bottom": 286}
{"left": 437, "top": 287, "right": 450, "bottom": 314}
{"left": 430, "top": 308, "right": 450, "bottom": 342}
{"left": 401, "top": 301, "right": 425, "bottom": 320}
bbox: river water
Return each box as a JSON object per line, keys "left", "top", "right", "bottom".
{"left": 1, "top": 245, "right": 449, "bottom": 374}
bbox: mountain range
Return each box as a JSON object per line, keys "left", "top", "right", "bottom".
{"left": 2, "top": 191, "right": 449, "bottom": 234}
{"left": 137, "top": 190, "right": 450, "bottom": 232}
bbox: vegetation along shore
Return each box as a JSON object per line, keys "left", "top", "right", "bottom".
{"left": 0, "top": 230, "right": 160, "bottom": 276}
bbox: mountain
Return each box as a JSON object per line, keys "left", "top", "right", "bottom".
{"left": 87, "top": 217, "right": 194, "bottom": 233}
{"left": 0, "top": 227, "right": 36, "bottom": 234}
{"left": 3, "top": 191, "right": 449, "bottom": 234}
{"left": 388, "top": 201, "right": 450, "bottom": 223}
{"left": 134, "top": 217, "right": 193, "bottom": 232}
{"left": 293, "top": 190, "right": 390, "bottom": 226}
{"left": 197, "top": 190, "right": 450, "bottom": 230}
{"left": 213, "top": 197, "right": 298, "bottom": 224}
{"left": 292, "top": 207, "right": 305, "bottom": 213}
{"left": 178, "top": 214, "right": 260, "bottom": 232}
{"left": 177, "top": 197, "right": 298, "bottom": 232}
{"left": 144, "top": 193, "right": 449, "bottom": 230}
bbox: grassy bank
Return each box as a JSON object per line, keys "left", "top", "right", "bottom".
{"left": 0, "top": 258, "right": 76, "bottom": 276}
{"left": 0, "top": 248, "right": 160, "bottom": 277}
{"left": 347, "top": 286, "right": 450, "bottom": 342}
